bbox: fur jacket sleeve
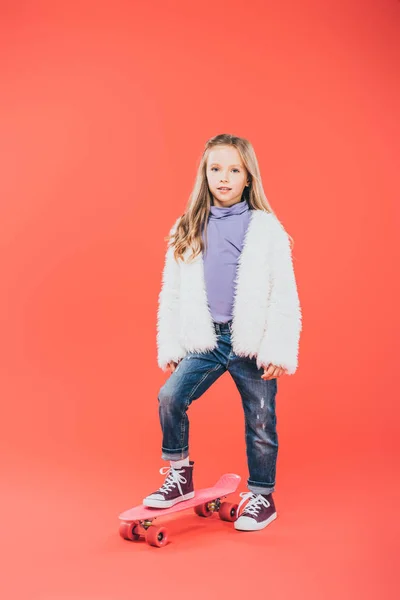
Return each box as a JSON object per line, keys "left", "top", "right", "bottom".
{"left": 256, "top": 219, "right": 302, "bottom": 374}
{"left": 156, "top": 218, "right": 187, "bottom": 369}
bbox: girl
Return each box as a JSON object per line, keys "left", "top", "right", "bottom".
{"left": 143, "top": 133, "right": 302, "bottom": 532}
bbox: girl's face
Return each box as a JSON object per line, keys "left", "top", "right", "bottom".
{"left": 206, "top": 146, "right": 249, "bottom": 208}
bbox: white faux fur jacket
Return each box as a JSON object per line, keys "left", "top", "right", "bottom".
{"left": 156, "top": 209, "right": 302, "bottom": 375}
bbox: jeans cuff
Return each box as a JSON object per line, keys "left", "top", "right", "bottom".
{"left": 248, "top": 480, "right": 275, "bottom": 495}
{"left": 161, "top": 447, "right": 189, "bottom": 461}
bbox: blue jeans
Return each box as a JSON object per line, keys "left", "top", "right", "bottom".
{"left": 157, "top": 319, "right": 279, "bottom": 494}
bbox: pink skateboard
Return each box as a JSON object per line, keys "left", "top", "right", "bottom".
{"left": 118, "top": 473, "right": 241, "bottom": 547}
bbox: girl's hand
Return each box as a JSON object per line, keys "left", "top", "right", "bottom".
{"left": 261, "top": 363, "right": 287, "bottom": 380}
{"left": 167, "top": 360, "right": 181, "bottom": 373}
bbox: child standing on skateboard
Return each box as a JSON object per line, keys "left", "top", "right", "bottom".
{"left": 143, "top": 133, "right": 302, "bottom": 531}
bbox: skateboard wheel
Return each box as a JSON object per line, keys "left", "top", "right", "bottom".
{"left": 219, "top": 502, "right": 238, "bottom": 522}
{"left": 119, "top": 522, "right": 140, "bottom": 541}
{"left": 194, "top": 502, "right": 213, "bottom": 518}
{"left": 145, "top": 526, "right": 168, "bottom": 548}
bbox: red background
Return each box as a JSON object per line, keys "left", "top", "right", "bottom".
{"left": 1, "top": 1, "right": 399, "bottom": 598}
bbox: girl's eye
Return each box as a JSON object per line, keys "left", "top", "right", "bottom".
{"left": 210, "top": 167, "right": 240, "bottom": 172}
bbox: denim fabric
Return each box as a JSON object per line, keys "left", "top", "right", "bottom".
{"left": 157, "top": 320, "right": 279, "bottom": 494}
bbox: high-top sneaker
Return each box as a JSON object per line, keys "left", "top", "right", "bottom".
{"left": 143, "top": 461, "right": 195, "bottom": 508}
{"left": 234, "top": 491, "right": 277, "bottom": 531}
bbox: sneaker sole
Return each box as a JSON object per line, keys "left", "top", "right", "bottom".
{"left": 234, "top": 511, "right": 277, "bottom": 531}
{"left": 143, "top": 491, "right": 195, "bottom": 509}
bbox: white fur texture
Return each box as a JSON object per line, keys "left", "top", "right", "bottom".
{"left": 156, "top": 210, "right": 302, "bottom": 374}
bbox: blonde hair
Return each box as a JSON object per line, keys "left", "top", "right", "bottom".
{"left": 166, "top": 133, "right": 294, "bottom": 262}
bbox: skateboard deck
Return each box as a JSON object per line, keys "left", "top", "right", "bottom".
{"left": 118, "top": 472, "right": 241, "bottom": 547}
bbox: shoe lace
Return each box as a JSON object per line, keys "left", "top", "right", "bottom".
{"left": 158, "top": 466, "right": 187, "bottom": 496}
{"left": 238, "top": 492, "right": 270, "bottom": 517}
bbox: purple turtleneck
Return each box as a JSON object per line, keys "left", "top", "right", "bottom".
{"left": 202, "top": 199, "right": 252, "bottom": 323}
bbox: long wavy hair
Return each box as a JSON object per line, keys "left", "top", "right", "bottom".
{"left": 166, "top": 133, "right": 294, "bottom": 262}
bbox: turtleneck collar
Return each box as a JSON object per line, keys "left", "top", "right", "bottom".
{"left": 209, "top": 199, "right": 250, "bottom": 219}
